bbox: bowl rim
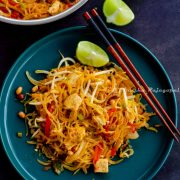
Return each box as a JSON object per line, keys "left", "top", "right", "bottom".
{"left": 0, "top": 0, "right": 88, "bottom": 25}
{"left": 0, "top": 26, "right": 178, "bottom": 179}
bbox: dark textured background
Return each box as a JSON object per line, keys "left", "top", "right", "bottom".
{"left": 0, "top": 0, "right": 179, "bottom": 179}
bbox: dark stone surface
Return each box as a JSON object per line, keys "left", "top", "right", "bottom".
{"left": 0, "top": 0, "right": 179, "bottom": 179}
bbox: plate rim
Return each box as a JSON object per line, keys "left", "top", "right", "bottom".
{"left": 0, "top": 26, "right": 178, "bottom": 179}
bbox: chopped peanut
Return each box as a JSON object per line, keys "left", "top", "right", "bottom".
{"left": 32, "top": 85, "right": 38, "bottom": 93}
{"left": 110, "top": 99, "right": 115, "bottom": 105}
{"left": 16, "top": 86, "right": 23, "bottom": 95}
{"left": 68, "top": 150, "right": 74, "bottom": 156}
{"left": 17, "top": 94, "right": 24, "bottom": 100}
{"left": 18, "top": 111, "right": 26, "bottom": 119}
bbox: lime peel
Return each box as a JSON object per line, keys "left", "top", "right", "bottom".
{"left": 103, "top": 0, "right": 135, "bottom": 26}
{"left": 76, "top": 41, "right": 109, "bottom": 67}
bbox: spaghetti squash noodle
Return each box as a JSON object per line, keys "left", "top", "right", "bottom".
{"left": 19, "top": 56, "right": 154, "bottom": 174}
{"left": 0, "top": 0, "right": 79, "bottom": 20}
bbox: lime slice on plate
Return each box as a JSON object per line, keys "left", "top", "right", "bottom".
{"left": 76, "top": 41, "right": 109, "bottom": 67}
{"left": 103, "top": 0, "right": 134, "bottom": 26}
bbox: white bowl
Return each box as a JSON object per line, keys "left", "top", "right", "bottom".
{"left": 0, "top": 0, "right": 88, "bottom": 25}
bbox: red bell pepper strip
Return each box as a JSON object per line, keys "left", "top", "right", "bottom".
{"left": 108, "top": 107, "right": 116, "bottom": 117}
{"left": 128, "top": 122, "right": 136, "bottom": 133}
{"left": 0, "top": 7, "right": 9, "bottom": 13}
{"left": 44, "top": 103, "right": 54, "bottom": 137}
{"left": 11, "top": 10, "right": 20, "bottom": 19}
{"left": 45, "top": 115, "right": 51, "bottom": 137}
{"left": 93, "top": 143, "right": 103, "bottom": 165}
{"left": 103, "top": 124, "right": 109, "bottom": 132}
{"left": 8, "top": 0, "right": 19, "bottom": 6}
{"left": 111, "top": 147, "right": 117, "bottom": 157}
{"left": 47, "top": 103, "right": 54, "bottom": 113}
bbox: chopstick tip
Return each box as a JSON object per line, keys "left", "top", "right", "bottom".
{"left": 90, "top": 8, "right": 98, "bottom": 17}
{"left": 83, "top": 11, "right": 91, "bottom": 20}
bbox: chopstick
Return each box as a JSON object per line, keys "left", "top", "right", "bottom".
{"left": 90, "top": 8, "right": 180, "bottom": 138}
{"left": 83, "top": 11, "right": 179, "bottom": 142}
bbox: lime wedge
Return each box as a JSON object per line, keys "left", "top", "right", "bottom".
{"left": 76, "top": 41, "right": 109, "bottom": 67}
{"left": 103, "top": 0, "right": 134, "bottom": 26}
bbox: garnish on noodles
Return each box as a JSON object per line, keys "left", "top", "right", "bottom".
{"left": 17, "top": 55, "right": 155, "bottom": 174}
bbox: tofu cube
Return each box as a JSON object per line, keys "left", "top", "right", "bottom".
{"left": 64, "top": 93, "right": 82, "bottom": 110}
{"left": 48, "top": 1, "right": 61, "bottom": 15}
{"left": 94, "top": 158, "right": 109, "bottom": 173}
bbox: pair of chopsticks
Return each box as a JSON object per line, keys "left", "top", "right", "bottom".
{"left": 83, "top": 9, "right": 180, "bottom": 142}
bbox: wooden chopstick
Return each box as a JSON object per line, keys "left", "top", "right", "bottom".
{"left": 90, "top": 8, "right": 180, "bottom": 137}
{"left": 83, "top": 11, "right": 179, "bottom": 142}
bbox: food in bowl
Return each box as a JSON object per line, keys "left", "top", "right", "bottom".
{"left": 0, "top": 0, "right": 79, "bottom": 20}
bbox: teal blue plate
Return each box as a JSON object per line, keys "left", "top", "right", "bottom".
{"left": 0, "top": 26, "right": 178, "bottom": 180}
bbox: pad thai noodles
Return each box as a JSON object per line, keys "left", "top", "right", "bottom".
{"left": 17, "top": 56, "right": 155, "bottom": 174}
{"left": 0, "top": 0, "right": 79, "bottom": 20}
